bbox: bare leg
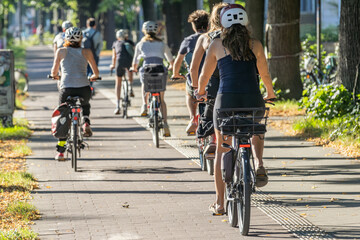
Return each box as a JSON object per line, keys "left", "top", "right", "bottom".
{"left": 160, "top": 91, "right": 167, "bottom": 123}
{"left": 141, "top": 84, "right": 148, "bottom": 105}
{"left": 186, "top": 93, "right": 197, "bottom": 121}
{"left": 115, "top": 76, "right": 122, "bottom": 101}
{"left": 251, "top": 134, "right": 264, "bottom": 170}
{"left": 214, "top": 128, "right": 232, "bottom": 210}
{"left": 127, "top": 69, "right": 133, "bottom": 85}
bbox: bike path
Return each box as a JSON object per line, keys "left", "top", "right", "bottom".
{"left": 21, "top": 46, "right": 296, "bottom": 239}
{"left": 95, "top": 53, "right": 360, "bottom": 239}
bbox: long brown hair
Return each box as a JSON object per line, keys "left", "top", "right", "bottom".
{"left": 63, "top": 40, "right": 81, "bottom": 48}
{"left": 221, "top": 23, "right": 253, "bottom": 61}
{"left": 209, "top": 3, "right": 228, "bottom": 32}
{"left": 141, "top": 32, "right": 162, "bottom": 42}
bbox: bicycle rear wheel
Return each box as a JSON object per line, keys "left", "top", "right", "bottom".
{"left": 71, "top": 123, "right": 78, "bottom": 172}
{"left": 237, "top": 149, "right": 251, "bottom": 235}
{"left": 122, "top": 79, "right": 129, "bottom": 119}
{"left": 153, "top": 112, "right": 159, "bottom": 148}
{"left": 226, "top": 186, "right": 238, "bottom": 227}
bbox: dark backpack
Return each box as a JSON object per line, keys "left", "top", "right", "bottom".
{"left": 82, "top": 30, "right": 98, "bottom": 57}
{"left": 117, "top": 41, "right": 133, "bottom": 69}
{"left": 51, "top": 103, "right": 71, "bottom": 138}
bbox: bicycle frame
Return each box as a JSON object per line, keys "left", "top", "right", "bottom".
{"left": 148, "top": 92, "right": 163, "bottom": 148}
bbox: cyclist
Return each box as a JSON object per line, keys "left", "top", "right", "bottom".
{"left": 131, "top": 21, "right": 174, "bottom": 137}
{"left": 51, "top": 27, "right": 100, "bottom": 161}
{"left": 123, "top": 29, "right": 136, "bottom": 97}
{"left": 53, "top": 21, "right": 73, "bottom": 54}
{"left": 196, "top": 4, "right": 276, "bottom": 215}
{"left": 190, "top": 2, "right": 227, "bottom": 154}
{"left": 110, "top": 29, "right": 134, "bottom": 115}
{"left": 171, "top": 10, "right": 209, "bottom": 135}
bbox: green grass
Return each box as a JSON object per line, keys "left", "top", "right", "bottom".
{"left": 12, "top": 142, "right": 32, "bottom": 156}
{"left": 0, "top": 171, "right": 37, "bottom": 191}
{"left": 7, "top": 201, "right": 39, "bottom": 221}
{"left": 272, "top": 99, "right": 300, "bottom": 111}
{"left": 0, "top": 125, "right": 32, "bottom": 140}
{"left": 292, "top": 117, "right": 325, "bottom": 138}
{"left": 0, "top": 228, "right": 38, "bottom": 240}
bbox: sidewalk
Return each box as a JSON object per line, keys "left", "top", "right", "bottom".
{"left": 19, "top": 45, "right": 359, "bottom": 239}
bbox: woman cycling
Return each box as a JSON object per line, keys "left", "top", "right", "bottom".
{"left": 196, "top": 4, "right": 276, "bottom": 215}
{"left": 131, "top": 21, "right": 174, "bottom": 137}
{"left": 51, "top": 27, "right": 99, "bottom": 161}
{"left": 110, "top": 29, "right": 134, "bottom": 115}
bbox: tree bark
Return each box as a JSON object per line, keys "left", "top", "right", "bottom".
{"left": 266, "top": 0, "right": 303, "bottom": 99}
{"left": 163, "top": 0, "right": 183, "bottom": 54}
{"left": 338, "top": 0, "right": 360, "bottom": 96}
{"left": 142, "top": 0, "right": 156, "bottom": 21}
{"left": 100, "top": 10, "right": 116, "bottom": 50}
{"left": 246, "top": 0, "right": 265, "bottom": 43}
{"left": 181, "top": 0, "right": 198, "bottom": 37}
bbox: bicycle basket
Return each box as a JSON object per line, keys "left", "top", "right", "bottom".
{"left": 217, "top": 107, "right": 269, "bottom": 136}
{"left": 143, "top": 64, "right": 167, "bottom": 93}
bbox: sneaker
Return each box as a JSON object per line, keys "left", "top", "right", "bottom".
{"left": 186, "top": 120, "right": 197, "bottom": 136}
{"left": 130, "top": 89, "right": 135, "bottom": 97}
{"left": 83, "top": 122, "right": 93, "bottom": 137}
{"left": 163, "top": 123, "right": 171, "bottom": 137}
{"left": 55, "top": 152, "right": 66, "bottom": 161}
{"left": 140, "top": 104, "right": 147, "bottom": 116}
{"left": 114, "top": 107, "right": 121, "bottom": 115}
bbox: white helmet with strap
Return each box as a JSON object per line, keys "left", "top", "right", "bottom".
{"left": 142, "top": 21, "right": 158, "bottom": 34}
{"left": 61, "top": 21, "right": 73, "bottom": 30}
{"left": 220, "top": 4, "right": 248, "bottom": 28}
{"left": 65, "top": 27, "right": 82, "bottom": 42}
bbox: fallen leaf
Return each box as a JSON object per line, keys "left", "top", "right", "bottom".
{"left": 296, "top": 198, "right": 303, "bottom": 201}
{"left": 46, "top": 186, "right": 52, "bottom": 189}
{"left": 222, "top": 219, "right": 228, "bottom": 222}
{"left": 330, "top": 198, "right": 338, "bottom": 202}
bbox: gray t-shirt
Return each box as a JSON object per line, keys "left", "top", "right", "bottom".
{"left": 60, "top": 48, "right": 89, "bottom": 89}
{"left": 53, "top": 32, "right": 65, "bottom": 48}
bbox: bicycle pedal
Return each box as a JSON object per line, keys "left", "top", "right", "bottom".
{"left": 187, "top": 131, "right": 196, "bottom": 136}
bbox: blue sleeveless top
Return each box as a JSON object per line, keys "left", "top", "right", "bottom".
{"left": 217, "top": 54, "right": 260, "bottom": 94}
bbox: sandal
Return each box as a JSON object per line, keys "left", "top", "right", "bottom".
{"left": 255, "top": 166, "right": 268, "bottom": 188}
{"left": 209, "top": 203, "right": 225, "bottom": 216}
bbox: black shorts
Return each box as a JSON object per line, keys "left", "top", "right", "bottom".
{"left": 213, "top": 93, "right": 265, "bottom": 130}
{"left": 115, "top": 64, "right": 127, "bottom": 77}
{"left": 59, "top": 86, "right": 91, "bottom": 117}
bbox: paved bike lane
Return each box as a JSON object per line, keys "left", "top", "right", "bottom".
{"left": 21, "top": 47, "right": 296, "bottom": 239}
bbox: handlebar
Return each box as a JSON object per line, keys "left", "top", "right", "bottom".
{"left": 47, "top": 75, "right": 101, "bottom": 81}
{"left": 170, "top": 74, "right": 186, "bottom": 81}
{"left": 265, "top": 98, "right": 276, "bottom": 106}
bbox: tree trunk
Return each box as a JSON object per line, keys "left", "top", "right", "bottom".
{"left": 338, "top": 0, "right": 360, "bottom": 96}
{"left": 142, "top": 0, "right": 156, "bottom": 21}
{"left": 266, "top": 0, "right": 302, "bottom": 99}
{"left": 163, "top": 0, "right": 182, "bottom": 54}
{"left": 246, "top": 0, "right": 265, "bottom": 43}
{"left": 181, "top": 0, "right": 198, "bottom": 37}
{"left": 100, "top": 10, "right": 116, "bottom": 50}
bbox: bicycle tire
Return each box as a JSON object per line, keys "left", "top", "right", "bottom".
{"left": 206, "top": 159, "right": 214, "bottom": 175}
{"left": 153, "top": 111, "right": 159, "bottom": 148}
{"left": 237, "top": 149, "right": 251, "bottom": 235}
{"left": 122, "top": 78, "right": 129, "bottom": 119}
{"left": 198, "top": 140, "right": 206, "bottom": 171}
{"left": 226, "top": 187, "right": 238, "bottom": 227}
{"left": 71, "top": 123, "right": 78, "bottom": 172}
{"left": 14, "top": 69, "right": 29, "bottom": 93}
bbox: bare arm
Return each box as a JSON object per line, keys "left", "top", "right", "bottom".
{"left": 190, "top": 35, "right": 206, "bottom": 88}
{"left": 252, "top": 40, "right": 276, "bottom": 99}
{"left": 53, "top": 44, "right": 57, "bottom": 55}
{"left": 198, "top": 41, "right": 218, "bottom": 95}
{"left": 82, "top": 49, "right": 99, "bottom": 77}
{"left": 110, "top": 48, "right": 116, "bottom": 69}
{"left": 51, "top": 48, "right": 65, "bottom": 79}
{"left": 172, "top": 53, "right": 185, "bottom": 78}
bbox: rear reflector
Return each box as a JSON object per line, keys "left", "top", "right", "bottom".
{"left": 239, "top": 144, "right": 251, "bottom": 148}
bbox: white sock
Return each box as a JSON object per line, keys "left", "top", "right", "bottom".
{"left": 116, "top": 99, "right": 120, "bottom": 108}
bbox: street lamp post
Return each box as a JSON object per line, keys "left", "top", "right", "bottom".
{"left": 316, "top": 0, "right": 321, "bottom": 74}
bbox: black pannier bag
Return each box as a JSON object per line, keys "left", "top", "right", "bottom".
{"left": 51, "top": 103, "right": 71, "bottom": 138}
{"left": 221, "top": 149, "right": 235, "bottom": 183}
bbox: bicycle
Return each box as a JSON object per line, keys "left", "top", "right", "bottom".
{"left": 217, "top": 102, "right": 272, "bottom": 235}
{"left": 14, "top": 68, "right": 29, "bottom": 93}
{"left": 301, "top": 54, "right": 337, "bottom": 86}
{"left": 111, "top": 69, "right": 130, "bottom": 118}
{"left": 194, "top": 99, "right": 216, "bottom": 175}
{"left": 49, "top": 75, "right": 101, "bottom": 172}
{"left": 144, "top": 64, "right": 167, "bottom": 148}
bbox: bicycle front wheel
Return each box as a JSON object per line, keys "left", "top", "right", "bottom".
{"left": 71, "top": 123, "right": 78, "bottom": 172}
{"left": 153, "top": 112, "right": 159, "bottom": 148}
{"left": 237, "top": 149, "right": 251, "bottom": 235}
{"left": 122, "top": 79, "right": 129, "bottom": 119}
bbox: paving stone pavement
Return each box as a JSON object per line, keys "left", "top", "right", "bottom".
{"left": 20, "top": 45, "right": 360, "bottom": 240}
{"left": 22, "top": 48, "right": 296, "bottom": 240}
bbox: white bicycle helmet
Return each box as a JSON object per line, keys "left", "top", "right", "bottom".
{"left": 65, "top": 27, "right": 82, "bottom": 42}
{"left": 62, "top": 21, "right": 73, "bottom": 30}
{"left": 220, "top": 4, "right": 248, "bottom": 28}
{"left": 142, "top": 21, "right": 158, "bottom": 34}
{"left": 116, "top": 29, "right": 127, "bottom": 39}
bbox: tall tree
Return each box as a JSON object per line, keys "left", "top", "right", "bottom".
{"left": 181, "top": 0, "right": 197, "bottom": 37}
{"left": 266, "top": 0, "right": 302, "bottom": 99}
{"left": 246, "top": 0, "right": 265, "bottom": 43}
{"left": 338, "top": 0, "right": 360, "bottom": 96}
{"left": 142, "top": 0, "right": 156, "bottom": 21}
{"left": 163, "top": 0, "right": 182, "bottom": 54}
